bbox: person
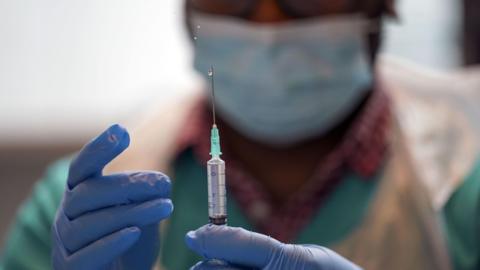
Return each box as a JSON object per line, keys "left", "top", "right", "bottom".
{"left": 1, "top": 0, "right": 479, "bottom": 269}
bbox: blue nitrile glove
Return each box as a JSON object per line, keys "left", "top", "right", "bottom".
{"left": 186, "top": 225, "right": 362, "bottom": 270}
{"left": 52, "top": 124, "right": 173, "bottom": 270}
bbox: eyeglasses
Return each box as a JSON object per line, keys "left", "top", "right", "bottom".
{"left": 188, "top": 0, "right": 360, "bottom": 19}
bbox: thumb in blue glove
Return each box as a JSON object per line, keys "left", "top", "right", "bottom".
{"left": 185, "top": 225, "right": 362, "bottom": 270}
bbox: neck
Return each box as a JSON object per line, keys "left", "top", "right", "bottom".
{"left": 220, "top": 91, "right": 372, "bottom": 203}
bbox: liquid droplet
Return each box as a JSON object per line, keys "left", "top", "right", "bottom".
{"left": 196, "top": 25, "right": 201, "bottom": 29}
{"left": 193, "top": 36, "right": 198, "bottom": 40}
{"left": 208, "top": 69, "right": 213, "bottom": 77}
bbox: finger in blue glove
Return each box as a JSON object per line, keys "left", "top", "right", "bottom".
{"left": 185, "top": 225, "right": 362, "bottom": 270}
{"left": 52, "top": 226, "right": 141, "bottom": 270}
{"left": 190, "top": 259, "right": 250, "bottom": 270}
{"left": 67, "top": 124, "right": 130, "bottom": 188}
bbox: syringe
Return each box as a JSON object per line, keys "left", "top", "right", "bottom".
{"left": 207, "top": 66, "right": 227, "bottom": 225}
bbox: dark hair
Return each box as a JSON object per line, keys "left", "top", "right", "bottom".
{"left": 463, "top": 0, "right": 480, "bottom": 65}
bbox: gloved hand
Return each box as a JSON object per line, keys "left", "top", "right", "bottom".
{"left": 186, "top": 225, "right": 362, "bottom": 270}
{"left": 52, "top": 124, "right": 173, "bottom": 270}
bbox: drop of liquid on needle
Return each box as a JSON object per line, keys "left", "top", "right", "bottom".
{"left": 208, "top": 70, "right": 213, "bottom": 77}
{"left": 193, "top": 36, "right": 198, "bottom": 40}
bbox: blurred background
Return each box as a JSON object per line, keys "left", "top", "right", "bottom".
{"left": 0, "top": 0, "right": 479, "bottom": 247}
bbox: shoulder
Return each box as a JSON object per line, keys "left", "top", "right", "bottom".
{"left": 16, "top": 157, "right": 69, "bottom": 227}
{"left": 378, "top": 55, "right": 480, "bottom": 210}
{"left": 1, "top": 158, "right": 70, "bottom": 270}
{"left": 442, "top": 156, "right": 480, "bottom": 270}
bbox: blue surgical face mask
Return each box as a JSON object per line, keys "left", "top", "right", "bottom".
{"left": 192, "top": 12, "right": 373, "bottom": 146}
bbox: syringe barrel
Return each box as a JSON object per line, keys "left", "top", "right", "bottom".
{"left": 207, "top": 156, "right": 227, "bottom": 225}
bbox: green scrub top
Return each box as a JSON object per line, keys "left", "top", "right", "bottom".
{"left": 1, "top": 149, "right": 479, "bottom": 270}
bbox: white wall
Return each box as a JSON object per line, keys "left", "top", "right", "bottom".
{"left": 383, "top": 0, "right": 462, "bottom": 70}
{"left": 0, "top": 0, "right": 462, "bottom": 144}
{"left": 0, "top": 0, "right": 198, "bottom": 144}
